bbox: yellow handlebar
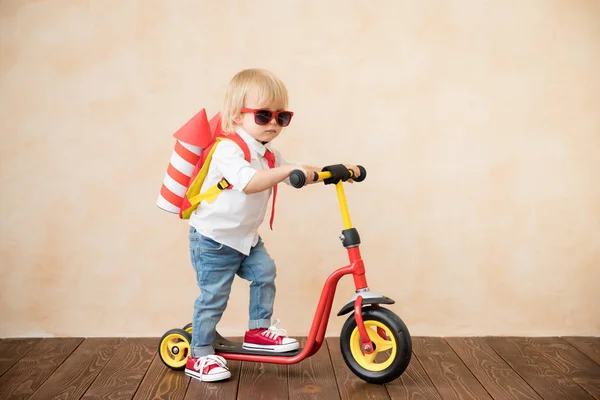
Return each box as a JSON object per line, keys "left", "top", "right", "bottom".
{"left": 315, "top": 170, "right": 331, "bottom": 181}
{"left": 314, "top": 169, "right": 358, "bottom": 182}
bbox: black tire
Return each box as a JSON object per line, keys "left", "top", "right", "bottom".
{"left": 158, "top": 328, "right": 192, "bottom": 371}
{"left": 340, "top": 306, "right": 412, "bottom": 384}
{"left": 183, "top": 323, "right": 193, "bottom": 334}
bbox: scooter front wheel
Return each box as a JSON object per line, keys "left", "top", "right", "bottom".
{"left": 340, "top": 306, "right": 412, "bottom": 384}
{"left": 158, "top": 328, "right": 192, "bottom": 370}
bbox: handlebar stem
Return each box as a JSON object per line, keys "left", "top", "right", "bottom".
{"left": 336, "top": 182, "right": 353, "bottom": 229}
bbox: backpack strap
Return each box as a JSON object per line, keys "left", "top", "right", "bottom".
{"left": 222, "top": 132, "right": 251, "bottom": 163}
{"left": 185, "top": 134, "right": 251, "bottom": 207}
{"left": 214, "top": 133, "right": 251, "bottom": 190}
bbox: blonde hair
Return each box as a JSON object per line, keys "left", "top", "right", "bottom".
{"left": 221, "top": 68, "right": 289, "bottom": 133}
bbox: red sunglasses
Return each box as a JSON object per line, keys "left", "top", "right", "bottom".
{"left": 241, "top": 108, "right": 294, "bottom": 127}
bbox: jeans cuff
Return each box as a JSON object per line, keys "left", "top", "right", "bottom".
{"left": 191, "top": 345, "right": 215, "bottom": 358}
{"left": 249, "top": 318, "right": 271, "bottom": 329}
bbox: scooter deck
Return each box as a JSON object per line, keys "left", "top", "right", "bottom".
{"left": 214, "top": 332, "right": 303, "bottom": 357}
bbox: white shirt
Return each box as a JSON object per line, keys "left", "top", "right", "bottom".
{"left": 190, "top": 127, "right": 297, "bottom": 255}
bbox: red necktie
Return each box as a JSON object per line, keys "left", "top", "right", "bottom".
{"left": 263, "top": 150, "right": 277, "bottom": 230}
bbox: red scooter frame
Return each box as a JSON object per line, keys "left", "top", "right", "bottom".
{"left": 158, "top": 165, "right": 411, "bottom": 383}
{"left": 220, "top": 246, "right": 370, "bottom": 364}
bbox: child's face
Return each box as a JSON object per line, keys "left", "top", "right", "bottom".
{"left": 235, "top": 91, "right": 287, "bottom": 144}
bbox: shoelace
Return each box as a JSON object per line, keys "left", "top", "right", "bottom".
{"left": 194, "top": 354, "right": 227, "bottom": 373}
{"left": 261, "top": 318, "right": 288, "bottom": 339}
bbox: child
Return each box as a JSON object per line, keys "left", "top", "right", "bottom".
{"left": 184, "top": 68, "right": 359, "bottom": 382}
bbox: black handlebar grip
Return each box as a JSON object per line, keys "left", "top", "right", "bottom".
{"left": 290, "top": 170, "right": 320, "bottom": 188}
{"left": 290, "top": 169, "right": 306, "bottom": 188}
{"left": 354, "top": 165, "right": 367, "bottom": 182}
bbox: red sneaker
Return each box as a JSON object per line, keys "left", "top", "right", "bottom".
{"left": 185, "top": 355, "right": 231, "bottom": 382}
{"left": 242, "top": 319, "right": 299, "bottom": 352}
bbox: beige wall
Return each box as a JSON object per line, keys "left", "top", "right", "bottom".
{"left": 1, "top": 0, "right": 599, "bottom": 338}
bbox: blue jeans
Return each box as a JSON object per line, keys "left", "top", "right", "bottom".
{"left": 189, "top": 227, "right": 276, "bottom": 357}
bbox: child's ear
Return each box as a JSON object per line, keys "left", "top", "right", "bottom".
{"left": 233, "top": 113, "right": 242, "bottom": 125}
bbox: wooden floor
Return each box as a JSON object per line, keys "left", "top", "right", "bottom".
{"left": 0, "top": 336, "right": 598, "bottom": 400}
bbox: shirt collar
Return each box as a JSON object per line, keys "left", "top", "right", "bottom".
{"left": 235, "top": 126, "right": 269, "bottom": 156}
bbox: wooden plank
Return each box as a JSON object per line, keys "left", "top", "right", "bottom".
{"left": 28, "top": 338, "right": 125, "bottom": 400}
{"left": 288, "top": 337, "right": 340, "bottom": 400}
{"left": 184, "top": 359, "right": 241, "bottom": 400}
{"left": 0, "top": 338, "right": 42, "bottom": 377}
{"left": 487, "top": 337, "right": 593, "bottom": 400}
{"left": 384, "top": 351, "right": 442, "bottom": 399}
{"left": 237, "top": 358, "right": 288, "bottom": 400}
{"left": 445, "top": 337, "right": 541, "bottom": 400}
{"left": 412, "top": 337, "right": 492, "bottom": 400}
{"left": 563, "top": 336, "right": 600, "bottom": 365}
{"left": 0, "top": 338, "right": 83, "bottom": 400}
{"left": 81, "top": 337, "right": 156, "bottom": 400}
{"left": 133, "top": 353, "right": 190, "bottom": 400}
{"left": 325, "top": 337, "right": 390, "bottom": 400}
{"left": 512, "top": 337, "right": 600, "bottom": 399}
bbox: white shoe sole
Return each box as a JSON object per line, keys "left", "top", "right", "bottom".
{"left": 185, "top": 368, "right": 231, "bottom": 382}
{"left": 242, "top": 341, "right": 300, "bottom": 353}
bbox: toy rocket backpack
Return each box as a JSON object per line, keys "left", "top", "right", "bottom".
{"left": 156, "top": 109, "right": 250, "bottom": 219}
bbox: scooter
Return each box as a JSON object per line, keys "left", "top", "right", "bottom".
{"left": 158, "top": 165, "right": 412, "bottom": 384}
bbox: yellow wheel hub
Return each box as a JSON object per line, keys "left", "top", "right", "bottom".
{"left": 160, "top": 332, "right": 190, "bottom": 369}
{"left": 349, "top": 320, "right": 396, "bottom": 371}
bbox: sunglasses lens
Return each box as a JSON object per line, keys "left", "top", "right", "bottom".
{"left": 254, "top": 110, "right": 273, "bottom": 125}
{"left": 277, "top": 111, "right": 292, "bottom": 127}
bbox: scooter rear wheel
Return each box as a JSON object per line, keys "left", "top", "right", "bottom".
{"left": 340, "top": 306, "right": 412, "bottom": 384}
{"left": 158, "top": 328, "right": 192, "bottom": 370}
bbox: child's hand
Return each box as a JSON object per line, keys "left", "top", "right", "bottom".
{"left": 301, "top": 165, "right": 321, "bottom": 184}
{"left": 344, "top": 165, "right": 361, "bottom": 183}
